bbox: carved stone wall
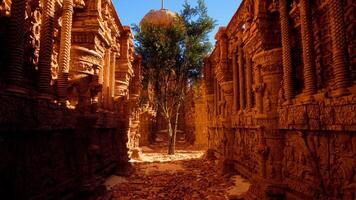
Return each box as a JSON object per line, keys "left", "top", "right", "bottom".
{"left": 203, "top": 0, "right": 356, "bottom": 199}
{"left": 0, "top": 0, "right": 138, "bottom": 198}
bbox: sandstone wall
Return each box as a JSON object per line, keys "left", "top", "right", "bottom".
{"left": 0, "top": 0, "right": 136, "bottom": 198}
{"left": 203, "top": 0, "right": 356, "bottom": 199}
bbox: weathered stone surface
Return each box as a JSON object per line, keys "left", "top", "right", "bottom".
{"left": 201, "top": 0, "right": 356, "bottom": 199}
{"left": 0, "top": 0, "right": 140, "bottom": 199}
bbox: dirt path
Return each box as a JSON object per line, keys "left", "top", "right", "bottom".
{"left": 101, "top": 158, "right": 235, "bottom": 200}
{"left": 98, "top": 138, "right": 250, "bottom": 200}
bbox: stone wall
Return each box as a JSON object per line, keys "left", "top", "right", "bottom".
{"left": 0, "top": 0, "right": 137, "bottom": 199}
{"left": 203, "top": 0, "right": 356, "bottom": 199}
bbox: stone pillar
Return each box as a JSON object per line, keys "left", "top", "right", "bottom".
{"left": 238, "top": 44, "right": 246, "bottom": 110}
{"left": 279, "top": 0, "right": 295, "bottom": 101}
{"left": 300, "top": 0, "right": 317, "bottom": 96}
{"left": 220, "top": 36, "right": 228, "bottom": 68}
{"left": 328, "top": 0, "right": 351, "bottom": 96}
{"left": 6, "top": 0, "right": 26, "bottom": 93}
{"left": 109, "top": 49, "right": 116, "bottom": 108}
{"left": 232, "top": 51, "right": 240, "bottom": 111}
{"left": 255, "top": 66, "right": 264, "bottom": 114}
{"left": 103, "top": 48, "right": 111, "bottom": 108}
{"left": 38, "top": 0, "right": 56, "bottom": 97}
{"left": 220, "top": 33, "right": 232, "bottom": 81}
{"left": 246, "top": 54, "right": 253, "bottom": 109}
{"left": 58, "top": 0, "right": 74, "bottom": 100}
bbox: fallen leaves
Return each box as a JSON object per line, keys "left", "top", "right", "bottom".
{"left": 100, "top": 158, "right": 234, "bottom": 200}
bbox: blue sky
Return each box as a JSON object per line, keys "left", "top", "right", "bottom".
{"left": 113, "top": 0, "right": 242, "bottom": 44}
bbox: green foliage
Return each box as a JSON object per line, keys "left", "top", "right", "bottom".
{"left": 133, "top": 0, "right": 216, "bottom": 117}
{"left": 181, "top": 0, "right": 216, "bottom": 81}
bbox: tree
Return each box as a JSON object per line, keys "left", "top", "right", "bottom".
{"left": 134, "top": 0, "right": 216, "bottom": 154}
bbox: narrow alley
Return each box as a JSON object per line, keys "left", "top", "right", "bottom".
{"left": 99, "top": 136, "right": 250, "bottom": 200}
{"left": 0, "top": 0, "right": 355, "bottom": 199}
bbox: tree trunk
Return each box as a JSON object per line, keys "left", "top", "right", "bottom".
{"left": 168, "top": 103, "right": 181, "bottom": 155}
{"left": 167, "top": 120, "right": 175, "bottom": 155}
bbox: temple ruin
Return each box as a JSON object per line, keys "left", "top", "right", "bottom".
{"left": 0, "top": 0, "right": 355, "bottom": 199}
{"left": 0, "top": 0, "right": 155, "bottom": 198}
{"left": 199, "top": 0, "right": 356, "bottom": 199}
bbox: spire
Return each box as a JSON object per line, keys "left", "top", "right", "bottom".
{"left": 161, "top": 0, "right": 164, "bottom": 10}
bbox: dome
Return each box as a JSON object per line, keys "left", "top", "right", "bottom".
{"left": 140, "top": 9, "right": 178, "bottom": 28}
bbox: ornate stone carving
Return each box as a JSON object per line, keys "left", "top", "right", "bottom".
{"left": 74, "top": 0, "right": 85, "bottom": 9}
{"left": 328, "top": 0, "right": 351, "bottom": 96}
{"left": 279, "top": 0, "right": 295, "bottom": 101}
{"left": 58, "top": 0, "right": 74, "bottom": 100}
{"left": 0, "top": 0, "right": 11, "bottom": 16}
{"left": 38, "top": 0, "right": 56, "bottom": 96}
{"left": 0, "top": 0, "right": 139, "bottom": 198}
{"left": 7, "top": 0, "right": 27, "bottom": 93}
{"left": 203, "top": 1, "right": 356, "bottom": 199}
{"left": 70, "top": 46, "right": 103, "bottom": 76}
{"left": 300, "top": 0, "right": 317, "bottom": 97}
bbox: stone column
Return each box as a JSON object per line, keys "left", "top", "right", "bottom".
{"left": 220, "top": 36, "right": 228, "bottom": 67}
{"left": 220, "top": 33, "right": 232, "bottom": 81}
{"left": 58, "top": 0, "right": 74, "bottom": 100}
{"left": 103, "top": 48, "right": 111, "bottom": 108}
{"left": 255, "top": 66, "right": 264, "bottom": 114}
{"left": 238, "top": 43, "right": 246, "bottom": 110}
{"left": 328, "top": 0, "right": 350, "bottom": 96}
{"left": 279, "top": 0, "right": 295, "bottom": 101}
{"left": 300, "top": 0, "right": 317, "bottom": 96}
{"left": 246, "top": 54, "right": 253, "bottom": 109}
{"left": 6, "top": 0, "right": 26, "bottom": 93}
{"left": 38, "top": 0, "right": 56, "bottom": 97}
{"left": 232, "top": 51, "right": 240, "bottom": 111}
{"left": 109, "top": 50, "right": 116, "bottom": 108}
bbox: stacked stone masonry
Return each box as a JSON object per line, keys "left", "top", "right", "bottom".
{"left": 0, "top": 0, "right": 153, "bottom": 199}
{"left": 201, "top": 0, "right": 356, "bottom": 199}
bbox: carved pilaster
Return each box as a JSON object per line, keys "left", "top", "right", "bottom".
{"left": 58, "top": 0, "right": 74, "bottom": 100}
{"left": 238, "top": 43, "right": 246, "bottom": 110}
{"left": 204, "top": 57, "right": 214, "bottom": 95}
{"left": 328, "top": 0, "right": 351, "bottom": 96}
{"left": 107, "top": 49, "right": 117, "bottom": 109}
{"left": 254, "top": 65, "right": 264, "bottom": 114}
{"left": 38, "top": 0, "right": 56, "bottom": 98}
{"left": 232, "top": 51, "right": 240, "bottom": 111}
{"left": 110, "top": 50, "right": 117, "bottom": 99}
{"left": 6, "top": 0, "right": 26, "bottom": 94}
{"left": 279, "top": 0, "right": 295, "bottom": 101}
{"left": 218, "top": 28, "right": 232, "bottom": 82}
{"left": 246, "top": 54, "right": 253, "bottom": 109}
{"left": 102, "top": 48, "right": 111, "bottom": 108}
{"left": 114, "top": 27, "right": 134, "bottom": 98}
{"left": 300, "top": 0, "right": 317, "bottom": 97}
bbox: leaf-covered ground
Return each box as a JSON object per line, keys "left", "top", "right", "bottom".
{"left": 101, "top": 158, "right": 235, "bottom": 200}
{"left": 98, "top": 137, "right": 250, "bottom": 200}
